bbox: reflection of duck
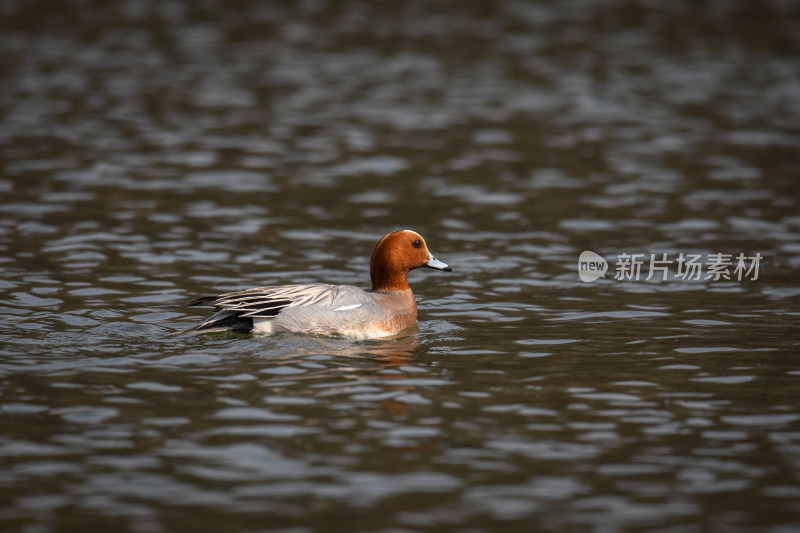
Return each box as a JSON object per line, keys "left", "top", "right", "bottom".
{"left": 363, "top": 333, "right": 421, "bottom": 365}
{"left": 283, "top": 333, "right": 421, "bottom": 363}
{"left": 369, "top": 334, "right": 427, "bottom": 417}
{"left": 313, "top": 334, "right": 425, "bottom": 418}
{"left": 174, "top": 230, "right": 451, "bottom": 339}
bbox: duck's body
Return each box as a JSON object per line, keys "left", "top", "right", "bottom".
{"left": 174, "top": 230, "right": 450, "bottom": 338}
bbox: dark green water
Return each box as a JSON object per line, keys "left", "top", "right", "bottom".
{"left": 2, "top": 1, "right": 800, "bottom": 531}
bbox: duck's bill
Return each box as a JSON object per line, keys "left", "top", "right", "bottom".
{"left": 424, "top": 254, "right": 452, "bottom": 272}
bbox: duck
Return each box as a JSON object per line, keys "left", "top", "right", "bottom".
{"left": 173, "top": 230, "right": 451, "bottom": 338}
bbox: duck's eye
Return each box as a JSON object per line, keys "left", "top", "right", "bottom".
{"left": 412, "top": 239, "right": 422, "bottom": 248}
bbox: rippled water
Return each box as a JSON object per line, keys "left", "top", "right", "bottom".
{"left": 2, "top": 1, "right": 800, "bottom": 531}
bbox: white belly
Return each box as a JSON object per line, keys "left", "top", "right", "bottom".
{"left": 252, "top": 316, "right": 405, "bottom": 339}
{"left": 251, "top": 319, "right": 276, "bottom": 335}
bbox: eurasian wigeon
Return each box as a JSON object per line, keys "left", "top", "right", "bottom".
{"left": 174, "top": 230, "right": 451, "bottom": 338}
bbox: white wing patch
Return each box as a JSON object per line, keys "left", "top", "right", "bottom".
{"left": 335, "top": 304, "right": 363, "bottom": 311}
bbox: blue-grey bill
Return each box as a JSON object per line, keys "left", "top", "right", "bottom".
{"left": 424, "top": 255, "right": 452, "bottom": 272}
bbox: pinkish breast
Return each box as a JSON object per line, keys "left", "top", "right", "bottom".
{"left": 373, "top": 289, "right": 417, "bottom": 334}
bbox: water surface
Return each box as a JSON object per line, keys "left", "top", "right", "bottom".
{"left": 2, "top": 1, "right": 800, "bottom": 531}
